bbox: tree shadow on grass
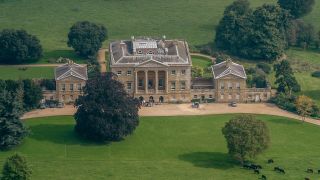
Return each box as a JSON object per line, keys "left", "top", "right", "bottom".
{"left": 178, "top": 152, "right": 238, "bottom": 169}
{"left": 29, "top": 124, "right": 110, "bottom": 147}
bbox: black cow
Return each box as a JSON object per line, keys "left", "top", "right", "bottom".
{"left": 306, "top": 168, "right": 314, "bottom": 173}
{"left": 243, "top": 164, "right": 251, "bottom": 169}
{"left": 274, "top": 167, "right": 280, "bottom": 171}
{"left": 267, "top": 159, "right": 274, "bottom": 164}
{"left": 305, "top": 178, "right": 310, "bottom": 180}
{"left": 254, "top": 169, "right": 260, "bottom": 174}
{"left": 261, "top": 175, "right": 267, "bottom": 180}
{"left": 318, "top": 169, "right": 320, "bottom": 174}
{"left": 279, "top": 168, "right": 285, "bottom": 174}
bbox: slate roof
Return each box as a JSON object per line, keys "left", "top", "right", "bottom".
{"left": 110, "top": 37, "right": 191, "bottom": 66}
{"left": 55, "top": 62, "right": 88, "bottom": 81}
{"left": 212, "top": 60, "right": 246, "bottom": 79}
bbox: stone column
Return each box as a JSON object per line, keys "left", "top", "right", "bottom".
{"left": 145, "top": 70, "right": 148, "bottom": 94}
{"left": 166, "top": 70, "right": 169, "bottom": 93}
{"left": 135, "top": 70, "right": 138, "bottom": 93}
{"left": 155, "top": 70, "right": 159, "bottom": 94}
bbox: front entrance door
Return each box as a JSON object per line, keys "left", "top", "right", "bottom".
{"left": 255, "top": 94, "right": 260, "bottom": 102}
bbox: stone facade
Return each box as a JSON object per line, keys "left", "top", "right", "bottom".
{"left": 54, "top": 61, "right": 88, "bottom": 103}
{"left": 110, "top": 37, "right": 273, "bottom": 103}
{"left": 110, "top": 37, "right": 192, "bottom": 103}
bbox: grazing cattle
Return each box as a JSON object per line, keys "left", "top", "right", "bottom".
{"left": 261, "top": 175, "right": 267, "bottom": 180}
{"left": 306, "top": 168, "right": 313, "bottom": 173}
{"left": 254, "top": 169, "right": 260, "bottom": 174}
{"left": 279, "top": 168, "right": 285, "bottom": 174}
{"left": 268, "top": 159, "right": 274, "bottom": 164}
{"left": 305, "top": 178, "right": 310, "bottom": 180}
{"left": 318, "top": 169, "right": 320, "bottom": 174}
{"left": 274, "top": 167, "right": 280, "bottom": 171}
{"left": 243, "top": 164, "right": 251, "bottom": 169}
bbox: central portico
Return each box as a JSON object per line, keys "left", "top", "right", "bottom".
{"left": 109, "top": 36, "right": 192, "bottom": 103}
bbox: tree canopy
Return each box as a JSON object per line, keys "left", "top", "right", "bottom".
{"left": 274, "top": 60, "right": 300, "bottom": 95}
{"left": 222, "top": 115, "right": 270, "bottom": 163}
{"left": 278, "top": 0, "right": 315, "bottom": 18}
{"left": 215, "top": 2, "right": 290, "bottom": 61}
{"left": 295, "top": 95, "right": 314, "bottom": 122}
{"left": 67, "top": 21, "right": 107, "bottom": 58}
{"left": 0, "top": 29, "right": 42, "bottom": 64}
{"left": 1, "top": 154, "right": 32, "bottom": 180}
{"left": 0, "top": 83, "right": 28, "bottom": 150}
{"left": 74, "top": 73, "right": 140, "bottom": 142}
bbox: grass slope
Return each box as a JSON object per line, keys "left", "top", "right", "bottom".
{"left": 1, "top": 115, "right": 320, "bottom": 179}
{"left": 0, "top": 67, "right": 54, "bottom": 80}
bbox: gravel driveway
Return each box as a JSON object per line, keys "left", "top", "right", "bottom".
{"left": 21, "top": 103, "right": 320, "bottom": 126}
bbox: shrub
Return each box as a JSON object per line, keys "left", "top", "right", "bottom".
{"left": 222, "top": 115, "right": 270, "bottom": 163}
{"left": 269, "top": 93, "right": 297, "bottom": 112}
{"left": 256, "top": 62, "right": 271, "bottom": 74}
{"left": 40, "top": 79, "right": 56, "bottom": 90}
{"left": 1, "top": 154, "right": 31, "bottom": 180}
{"left": 311, "top": 71, "right": 320, "bottom": 78}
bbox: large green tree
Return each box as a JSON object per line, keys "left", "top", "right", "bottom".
{"left": 215, "top": 0, "right": 251, "bottom": 53}
{"left": 278, "top": 0, "right": 315, "bottom": 18}
{"left": 0, "top": 84, "right": 28, "bottom": 150}
{"left": 215, "top": 2, "right": 290, "bottom": 61}
{"left": 222, "top": 115, "right": 270, "bottom": 163}
{"left": 0, "top": 29, "right": 42, "bottom": 64}
{"left": 243, "top": 4, "right": 290, "bottom": 60}
{"left": 22, "top": 79, "right": 43, "bottom": 110}
{"left": 74, "top": 73, "right": 140, "bottom": 142}
{"left": 1, "top": 154, "right": 31, "bottom": 180}
{"left": 274, "top": 60, "right": 300, "bottom": 95}
{"left": 68, "top": 21, "right": 107, "bottom": 58}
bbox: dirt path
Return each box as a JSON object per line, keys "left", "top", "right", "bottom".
{"left": 97, "top": 49, "right": 107, "bottom": 73}
{"left": 21, "top": 103, "right": 320, "bottom": 126}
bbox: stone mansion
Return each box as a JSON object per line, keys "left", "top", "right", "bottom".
{"left": 109, "top": 37, "right": 274, "bottom": 103}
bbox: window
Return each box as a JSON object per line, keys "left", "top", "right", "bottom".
{"left": 117, "top": 71, "right": 122, "bottom": 75}
{"left": 70, "top": 84, "right": 74, "bottom": 91}
{"left": 127, "top": 82, "right": 132, "bottom": 90}
{"left": 159, "top": 79, "right": 164, "bottom": 88}
{"left": 209, "top": 95, "right": 213, "bottom": 99}
{"left": 236, "top": 93, "right": 240, "bottom": 100}
{"left": 127, "top": 70, "right": 132, "bottom": 76}
{"left": 236, "top": 82, "right": 240, "bottom": 89}
{"left": 220, "top": 83, "right": 224, "bottom": 89}
{"left": 70, "top": 95, "right": 74, "bottom": 101}
{"left": 171, "top": 70, "right": 176, "bottom": 75}
{"left": 228, "top": 82, "right": 232, "bottom": 89}
{"left": 147, "top": 50, "right": 153, "bottom": 55}
{"left": 194, "top": 95, "right": 198, "bottom": 99}
{"left": 137, "top": 50, "right": 142, "bottom": 54}
{"left": 171, "top": 82, "right": 176, "bottom": 90}
{"left": 77, "top": 83, "right": 81, "bottom": 91}
{"left": 228, "top": 93, "right": 232, "bottom": 100}
{"left": 61, "top": 84, "right": 66, "bottom": 91}
{"left": 138, "top": 79, "right": 143, "bottom": 87}
{"left": 180, "top": 81, "right": 186, "bottom": 90}
{"left": 181, "top": 70, "right": 186, "bottom": 75}
{"left": 264, "top": 93, "right": 268, "bottom": 98}
{"left": 220, "top": 93, "right": 224, "bottom": 99}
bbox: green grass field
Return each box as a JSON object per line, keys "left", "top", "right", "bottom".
{"left": 0, "top": 67, "right": 54, "bottom": 80}
{"left": 1, "top": 115, "right": 320, "bottom": 179}
{"left": 191, "top": 55, "right": 213, "bottom": 78}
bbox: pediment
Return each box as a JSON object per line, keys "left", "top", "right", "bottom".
{"left": 135, "top": 59, "right": 168, "bottom": 68}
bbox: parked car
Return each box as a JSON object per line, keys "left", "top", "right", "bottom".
{"left": 192, "top": 102, "right": 200, "bottom": 108}
{"left": 57, "top": 102, "right": 64, "bottom": 108}
{"left": 40, "top": 103, "right": 46, "bottom": 109}
{"left": 229, "top": 101, "right": 237, "bottom": 107}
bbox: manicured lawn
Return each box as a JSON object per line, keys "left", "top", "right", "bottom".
{"left": 191, "top": 55, "right": 213, "bottom": 78}
{"left": 1, "top": 115, "right": 320, "bottom": 179}
{"left": 0, "top": 67, "right": 54, "bottom": 80}
{"left": 0, "top": 0, "right": 276, "bottom": 61}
